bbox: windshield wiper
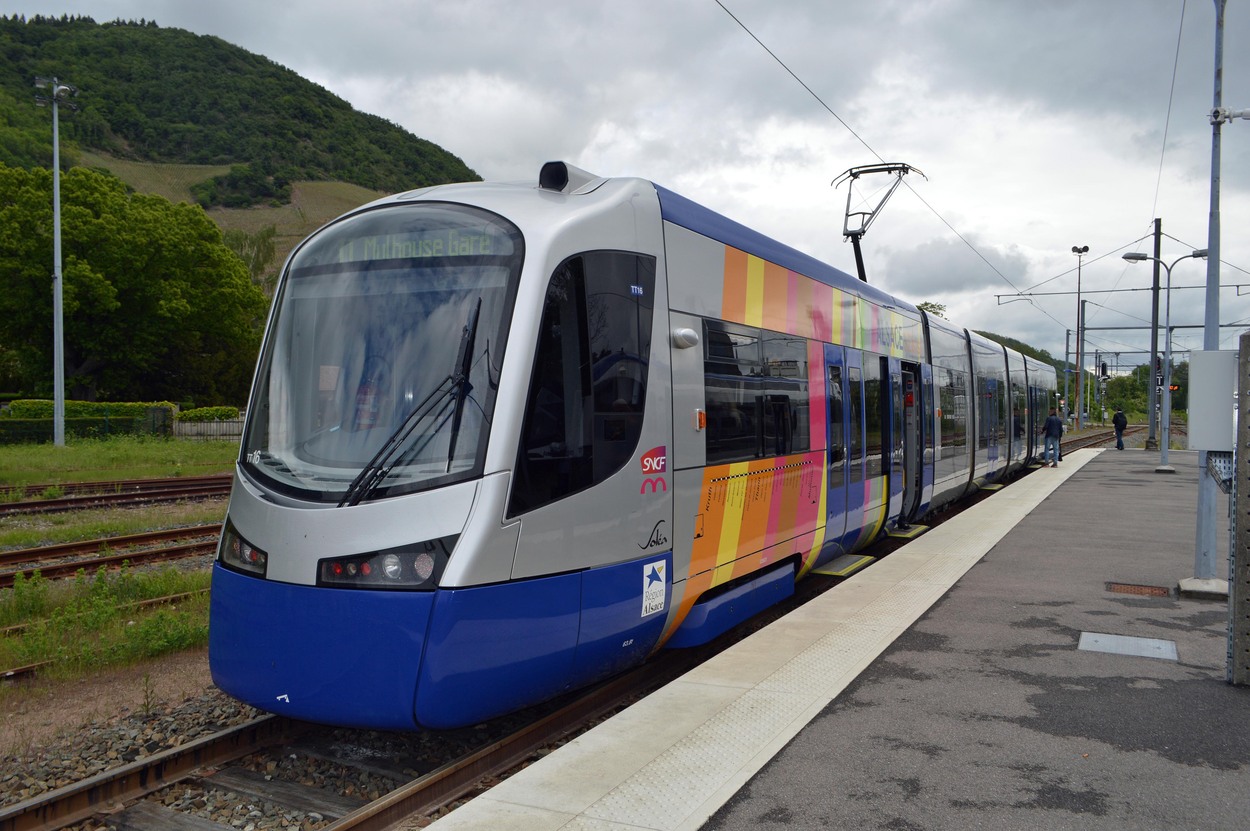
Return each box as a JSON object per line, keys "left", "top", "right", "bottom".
{"left": 337, "top": 298, "right": 482, "bottom": 507}
{"left": 337, "top": 377, "right": 455, "bottom": 507}
{"left": 445, "top": 296, "right": 481, "bottom": 473}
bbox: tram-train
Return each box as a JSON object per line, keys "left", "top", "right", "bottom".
{"left": 209, "top": 161, "right": 1057, "bottom": 730}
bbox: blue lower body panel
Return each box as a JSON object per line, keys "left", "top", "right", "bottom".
{"left": 665, "top": 563, "right": 795, "bottom": 649}
{"left": 209, "top": 564, "right": 435, "bottom": 730}
{"left": 416, "top": 553, "right": 671, "bottom": 729}
{"left": 210, "top": 553, "right": 673, "bottom": 731}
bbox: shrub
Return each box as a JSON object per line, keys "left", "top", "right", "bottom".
{"left": 0, "top": 400, "right": 178, "bottom": 443}
{"left": 175, "top": 406, "right": 241, "bottom": 422}
{"left": 4, "top": 399, "right": 177, "bottom": 420}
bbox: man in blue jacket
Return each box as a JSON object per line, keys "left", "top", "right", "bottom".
{"left": 1043, "top": 408, "right": 1064, "bottom": 467}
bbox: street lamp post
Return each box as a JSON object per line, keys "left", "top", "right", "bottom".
{"left": 1064, "top": 328, "right": 1072, "bottom": 420}
{"left": 1072, "top": 246, "right": 1088, "bottom": 429}
{"left": 1198, "top": 0, "right": 1250, "bottom": 589}
{"left": 34, "top": 76, "right": 76, "bottom": 448}
{"left": 1122, "top": 249, "right": 1208, "bottom": 472}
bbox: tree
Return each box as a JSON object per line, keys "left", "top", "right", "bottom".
{"left": 0, "top": 162, "right": 268, "bottom": 403}
{"left": 916, "top": 301, "right": 947, "bottom": 319}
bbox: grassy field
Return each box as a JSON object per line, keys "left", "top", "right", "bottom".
{"left": 0, "top": 566, "right": 211, "bottom": 681}
{"left": 210, "top": 180, "right": 387, "bottom": 272}
{"left": 0, "top": 500, "right": 227, "bottom": 551}
{"left": 0, "top": 436, "right": 233, "bottom": 682}
{"left": 0, "top": 435, "right": 237, "bottom": 491}
{"left": 78, "top": 150, "right": 233, "bottom": 204}
{"left": 80, "top": 149, "right": 385, "bottom": 274}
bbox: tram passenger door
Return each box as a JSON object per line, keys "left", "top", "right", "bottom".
{"left": 899, "top": 364, "right": 923, "bottom": 523}
{"left": 844, "top": 352, "right": 871, "bottom": 551}
{"left": 823, "top": 345, "right": 850, "bottom": 558}
{"left": 887, "top": 363, "right": 905, "bottom": 523}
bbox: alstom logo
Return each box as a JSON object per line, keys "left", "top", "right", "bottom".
{"left": 641, "top": 446, "right": 667, "bottom": 474}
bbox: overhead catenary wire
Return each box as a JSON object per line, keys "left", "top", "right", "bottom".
{"left": 714, "top": 1, "right": 1027, "bottom": 299}
{"left": 715, "top": 1, "right": 1245, "bottom": 358}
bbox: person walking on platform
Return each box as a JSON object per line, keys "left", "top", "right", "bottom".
{"left": 1112, "top": 408, "right": 1127, "bottom": 450}
{"left": 1043, "top": 407, "right": 1063, "bottom": 467}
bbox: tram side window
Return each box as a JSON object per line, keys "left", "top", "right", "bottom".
{"left": 761, "top": 332, "right": 810, "bottom": 457}
{"left": 863, "top": 358, "right": 884, "bottom": 479}
{"left": 976, "top": 375, "right": 995, "bottom": 450}
{"left": 704, "top": 322, "right": 809, "bottom": 463}
{"left": 509, "top": 252, "right": 656, "bottom": 516}
{"left": 937, "top": 367, "right": 970, "bottom": 479}
{"left": 704, "top": 321, "right": 760, "bottom": 464}
{"left": 828, "top": 366, "right": 845, "bottom": 466}
{"left": 848, "top": 367, "right": 863, "bottom": 486}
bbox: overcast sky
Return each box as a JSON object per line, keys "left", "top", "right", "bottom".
{"left": 13, "top": 0, "right": 1250, "bottom": 372}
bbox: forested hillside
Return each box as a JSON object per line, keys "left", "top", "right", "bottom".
{"left": 976, "top": 330, "right": 1064, "bottom": 375}
{"left": 0, "top": 14, "right": 479, "bottom": 206}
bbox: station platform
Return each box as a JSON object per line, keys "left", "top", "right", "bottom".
{"left": 425, "top": 448, "right": 1250, "bottom": 830}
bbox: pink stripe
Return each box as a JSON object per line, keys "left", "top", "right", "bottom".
{"left": 810, "top": 283, "right": 833, "bottom": 342}
{"left": 764, "top": 463, "right": 786, "bottom": 547}
{"left": 807, "top": 341, "right": 826, "bottom": 450}
{"left": 793, "top": 450, "right": 823, "bottom": 532}
{"left": 786, "top": 271, "right": 803, "bottom": 337}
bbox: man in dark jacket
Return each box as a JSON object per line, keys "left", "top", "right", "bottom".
{"left": 1113, "top": 408, "right": 1127, "bottom": 450}
{"left": 1043, "top": 408, "right": 1063, "bottom": 467}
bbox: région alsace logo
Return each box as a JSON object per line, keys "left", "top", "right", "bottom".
{"left": 640, "top": 446, "right": 667, "bottom": 494}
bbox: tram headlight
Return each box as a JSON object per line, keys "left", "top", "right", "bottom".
{"left": 218, "top": 520, "right": 268, "bottom": 578}
{"left": 317, "top": 535, "right": 456, "bottom": 590}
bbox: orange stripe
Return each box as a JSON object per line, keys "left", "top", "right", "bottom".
{"left": 745, "top": 255, "right": 765, "bottom": 328}
{"left": 723, "top": 247, "right": 747, "bottom": 324}
{"left": 736, "top": 459, "right": 775, "bottom": 556}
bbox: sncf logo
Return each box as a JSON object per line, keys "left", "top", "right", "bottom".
{"left": 640, "top": 446, "right": 667, "bottom": 495}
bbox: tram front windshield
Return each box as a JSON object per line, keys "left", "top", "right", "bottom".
{"left": 242, "top": 203, "right": 523, "bottom": 502}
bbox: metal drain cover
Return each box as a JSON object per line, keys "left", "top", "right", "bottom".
{"left": 1105, "top": 581, "right": 1173, "bottom": 597}
{"left": 1078, "top": 632, "right": 1178, "bottom": 661}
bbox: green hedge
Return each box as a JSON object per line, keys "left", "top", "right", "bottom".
{"left": 176, "top": 406, "right": 241, "bottom": 422}
{"left": 0, "top": 400, "right": 176, "bottom": 444}
{"left": 5, "top": 399, "right": 178, "bottom": 420}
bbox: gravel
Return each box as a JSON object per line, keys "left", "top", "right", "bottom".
{"left": 1, "top": 686, "right": 259, "bottom": 809}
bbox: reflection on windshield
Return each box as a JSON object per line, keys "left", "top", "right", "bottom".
{"left": 242, "top": 204, "right": 522, "bottom": 501}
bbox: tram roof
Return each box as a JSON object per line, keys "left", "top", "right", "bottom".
{"left": 653, "top": 183, "right": 917, "bottom": 315}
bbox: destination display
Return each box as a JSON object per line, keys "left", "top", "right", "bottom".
{"left": 339, "top": 228, "right": 509, "bottom": 261}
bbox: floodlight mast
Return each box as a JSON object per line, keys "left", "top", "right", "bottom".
{"left": 34, "top": 76, "right": 78, "bottom": 447}
{"left": 833, "top": 162, "right": 925, "bottom": 283}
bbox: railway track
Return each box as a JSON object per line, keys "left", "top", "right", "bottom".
{"left": 0, "top": 448, "right": 1152, "bottom": 827}
{"left": 0, "top": 475, "right": 231, "bottom": 517}
{"left": 1060, "top": 424, "right": 1145, "bottom": 453}
{"left": 0, "top": 630, "right": 719, "bottom": 831}
{"left": 0, "top": 526, "right": 221, "bottom": 590}
{"left": 4, "top": 486, "right": 1006, "bottom": 829}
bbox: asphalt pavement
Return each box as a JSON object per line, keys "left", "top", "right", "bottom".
{"left": 703, "top": 448, "right": 1249, "bottom": 831}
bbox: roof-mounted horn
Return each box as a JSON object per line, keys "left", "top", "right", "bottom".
{"left": 539, "top": 161, "right": 600, "bottom": 193}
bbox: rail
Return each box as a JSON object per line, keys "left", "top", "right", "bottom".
{"left": 0, "top": 477, "right": 231, "bottom": 517}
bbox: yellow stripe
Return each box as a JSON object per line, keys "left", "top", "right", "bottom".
{"left": 796, "top": 525, "right": 827, "bottom": 579}
{"left": 795, "top": 459, "right": 828, "bottom": 579}
{"left": 864, "top": 490, "right": 888, "bottom": 541}
{"left": 714, "top": 461, "right": 749, "bottom": 576}
{"left": 812, "top": 554, "right": 876, "bottom": 577}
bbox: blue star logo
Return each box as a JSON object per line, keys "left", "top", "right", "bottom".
{"left": 647, "top": 565, "right": 664, "bottom": 587}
